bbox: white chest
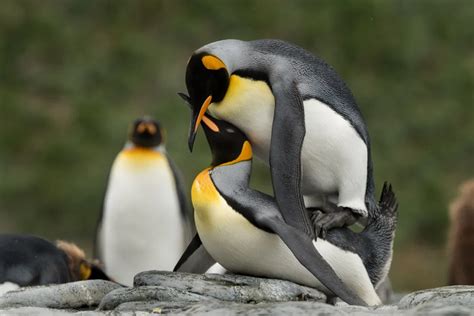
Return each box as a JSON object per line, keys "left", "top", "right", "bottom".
{"left": 100, "top": 152, "right": 186, "bottom": 285}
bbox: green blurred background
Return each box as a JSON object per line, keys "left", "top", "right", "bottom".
{"left": 0, "top": 0, "right": 473, "bottom": 291}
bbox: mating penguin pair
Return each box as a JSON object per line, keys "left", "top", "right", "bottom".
{"left": 96, "top": 117, "right": 192, "bottom": 286}
{"left": 175, "top": 115, "right": 398, "bottom": 306}
{"left": 0, "top": 234, "right": 109, "bottom": 294}
{"left": 182, "top": 39, "right": 377, "bottom": 239}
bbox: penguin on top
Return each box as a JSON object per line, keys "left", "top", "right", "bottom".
{"left": 175, "top": 114, "right": 398, "bottom": 306}
{"left": 0, "top": 234, "right": 109, "bottom": 296}
{"left": 180, "top": 39, "right": 377, "bottom": 239}
{"left": 96, "top": 117, "right": 192, "bottom": 286}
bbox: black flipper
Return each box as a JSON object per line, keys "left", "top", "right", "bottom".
{"left": 174, "top": 234, "right": 216, "bottom": 273}
{"left": 165, "top": 153, "right": 195, "bottom": 232}
{"left": 211, "top": 169, "right": 368, "bottom": 306}
{"left": 269, "top": 80, "right": 314, "bottom": 238}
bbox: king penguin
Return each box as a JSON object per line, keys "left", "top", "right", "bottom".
{"left": 96, "top": 117, "right": 192, "bottom": 286}
{"left": 0, "top": 234, "right": 109, "bottom": 296}
{"left": 181, "top": 39, "right": 377, "bottom": 239}
{"left": 175, "top": 114, "right": 398, "bottom": 306}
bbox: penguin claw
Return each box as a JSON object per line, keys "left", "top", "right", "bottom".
{"left": 310, "top": 207, "right": 359, "bottom": 238}
{"left": 308, "top": 208, "right": 324, "bottom": 238}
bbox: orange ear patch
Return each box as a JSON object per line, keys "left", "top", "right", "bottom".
{"left": 202, "top": 55, "right": 226, "bottom": 70}
{"left": 79, "top": 262, "right": 92, "bottom": 280}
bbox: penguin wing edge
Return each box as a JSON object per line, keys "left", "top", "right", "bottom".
{"left": 173, "top": 234, "right": 216, "bottom": 274}
{"left": 269, "top": 79, "right": 314, "bottom": 238}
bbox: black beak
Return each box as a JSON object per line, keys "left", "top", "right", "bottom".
{"left": 178, "top": 93, "right": 198, "bottom": 151}
{"left": 178, "top": 92, "right": 213, "bottom": 152}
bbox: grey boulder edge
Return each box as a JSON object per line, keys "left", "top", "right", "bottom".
{"left": 98, "top": 270, "right": 327, "bottom": 311}
{"left": 0, "top": 280, "right": 122, "bottom": 310}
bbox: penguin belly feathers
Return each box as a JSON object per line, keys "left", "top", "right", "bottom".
{"left": 97, "top": 117, "right": 191, "bottom": 286}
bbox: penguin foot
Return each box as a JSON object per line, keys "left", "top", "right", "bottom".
{"left": 308, "top": 206, "right": 359, "bottom": 238}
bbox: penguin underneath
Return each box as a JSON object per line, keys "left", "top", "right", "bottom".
{"left": 96, "top": 117, "right": 192, "bottom": 286}
{"left": 0, "top": 234, "right": 109, "bottom": 295}
{"left": 175, "top": 115, "right": 398, "bottom": 306}
{"left": 182, "top": 39, "right": 377, "bottom": 239}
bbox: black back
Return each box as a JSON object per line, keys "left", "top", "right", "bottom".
{"left": 0, "top": 234, "right": 71, "bottom": 286}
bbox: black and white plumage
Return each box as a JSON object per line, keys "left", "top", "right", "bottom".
{"left": 96, "top": 117, "right": 192, "bottom": 286}
{"left": 183, "top": 39, "right": 376, "bottom": 238}
{"left": 175, "top": 115, "right": 398, "bottom": 306}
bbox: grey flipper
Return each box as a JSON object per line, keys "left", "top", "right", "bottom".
{"left": 174, "top": 234, "right": 216, "bottom": 273}
{"left": 211, "top": 164, "right": 367, "bottom": 306}
{"left": 269, "top": 80, "right": 314, "bottom": 239}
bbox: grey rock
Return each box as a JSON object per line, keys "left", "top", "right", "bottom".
{"left": 0, "top": 306, "right": 107, "bottom": 315}
{"left": 134, "top": 270, "right": 326, "bottom": 303}
{"left": 398, "top": 285, "right": 474, "bottom": 309}
{"left": 412, "top": 302, "right": 474, "bottom": 315}
{"left": 114, "top": 300, "right": 193, "bottom": 313}
{"left": 98, "top": 286, "right": 217, "bottom": 310}
{"left": 167, "top": 301, "right": 379, "bottom": 316}
{"left": 0, "top": 280, "right": 121, "bottom": 310}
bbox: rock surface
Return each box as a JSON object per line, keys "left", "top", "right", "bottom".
{"left": 0, "top": 272, "right": 473, "bottom": 315}
{"left": 398, "top": 285, "right": 474, "bottom": 309}
{"left": 0, "top": 280, "right": 121, "bottom": 309}
{"left": 133, "top": 270, "right": 327, "bottom": 303}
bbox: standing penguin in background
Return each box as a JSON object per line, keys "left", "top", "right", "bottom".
{"left": 181, "top": 39, "right": 376, "bottom": 239}
{"left": 96, "top": 117, "right": 192, "bottom": 286}
{"left": 176, "top": 115, "right": 398, "bottom": 306}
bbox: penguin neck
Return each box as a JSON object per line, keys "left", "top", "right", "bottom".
{"left": 124, "top": 141, "right": 165, "bottom": 153}
{"left": 208, "top": 141, "right": 253, "bottom": 187}
{"left": 210, "top": 160, "right": 252, "bottom": 188}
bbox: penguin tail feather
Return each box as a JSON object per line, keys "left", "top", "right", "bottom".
{"left": 366, "top": 182, "right": 398, "bottom": 232}
{"left": 375, "top": 182, "right": 398, "bottom": 229}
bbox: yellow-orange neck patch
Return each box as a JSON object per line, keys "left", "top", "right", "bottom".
{"left": 118, "top": 147, "right": 165, "bottom": 167}
{"left": 79, "top": 262, "right": 92, "bottom": 280}
{"left": 220, "top": 141, "right": 253, "bottom": 167}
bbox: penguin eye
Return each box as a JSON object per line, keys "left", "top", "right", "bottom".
{"left": 225, "top": 128, "right": 235, "bottom": 133}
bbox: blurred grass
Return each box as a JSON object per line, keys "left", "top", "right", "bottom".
{"left": 0, "top": 0, "right": 473, "bottom": 291}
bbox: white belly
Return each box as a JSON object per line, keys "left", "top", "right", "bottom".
{"left": 194, "top": 195, "right": 380, "bottom": 306}
{"left": 210, "top": 81, "right": 368, "bottom": 213}
{"left": 100, "top": 152, "right": 187, "bottom": 286}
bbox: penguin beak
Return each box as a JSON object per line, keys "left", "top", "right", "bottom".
{"left": 202, "top": 115, "right": 219, "bottom": 132}
{"left": 189, "top": 95, "right": 213, "bottom": 151}
{"left": 179, "top": 92, "right": 215, "bottom": 151}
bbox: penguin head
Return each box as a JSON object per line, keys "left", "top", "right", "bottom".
{"left": 56, "top": 240, "right": 111, "bottom": 282}
{"left": 181, "top": 40, "right": 265, "bottom": 151}
{"left": 200, "top": 114, "right": 252, "bottom": 167}
{"left": 184, "top": 52, "right": 229, "bottom": 152}
{"left": 129, "top": 117, "right": 163, "bottom": 148}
